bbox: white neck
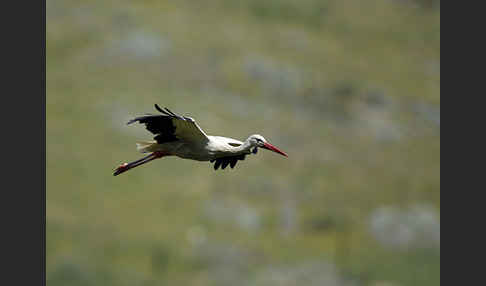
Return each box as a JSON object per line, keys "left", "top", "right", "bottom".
{"left": 231, "top": 138, "right": 253, "bottom": 154}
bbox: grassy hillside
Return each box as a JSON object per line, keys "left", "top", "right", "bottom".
{"left": 47, "top": 0, "right": 440, "bottom": 285}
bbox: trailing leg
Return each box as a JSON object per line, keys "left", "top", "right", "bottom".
{"left": 113, "top": 151, "right": 167, "bottom": 176}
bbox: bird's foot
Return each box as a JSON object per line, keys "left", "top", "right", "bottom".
{"left": 113, "top": 152, "right": 167, "bottom": 176}
{"left": 113, "top": 162, "right": 129, "bottom": 176}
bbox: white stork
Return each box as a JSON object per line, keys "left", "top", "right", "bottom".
{"left": 114, "top": 104, "right": 288, "bottom": 176}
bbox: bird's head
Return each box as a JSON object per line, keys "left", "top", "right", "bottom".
{"left": 247, "top": 134, "right": 288, "bottom": 157}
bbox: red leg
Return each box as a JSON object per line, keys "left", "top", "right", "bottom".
{"left": 114, "top": 151, "right": 168, "bottom": 176}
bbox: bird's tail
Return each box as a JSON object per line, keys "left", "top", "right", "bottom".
{"left": 136, "top": 141, "right": 158, "bottom": 153}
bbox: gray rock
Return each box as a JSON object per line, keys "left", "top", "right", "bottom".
{"left": 251, "top": 261, "right": 360, "bottom": 286}
{"left": 369, "top": 204, "right": 440, "bottom": 250}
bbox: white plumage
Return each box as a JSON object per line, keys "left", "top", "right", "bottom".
{"left": 113, "top": 104, "right": 287, "bottom": 176}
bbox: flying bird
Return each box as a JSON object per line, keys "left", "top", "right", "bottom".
{"left": 114, "top": 104, "right": 288, "bottom": 176}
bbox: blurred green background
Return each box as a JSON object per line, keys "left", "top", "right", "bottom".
{"left": 46, "top": 0, "right": 440, "bottom": 285}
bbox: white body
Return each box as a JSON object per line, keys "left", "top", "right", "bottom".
{"left": 114, "top": 106, "right": 286, "bottom": 176}
{"left": 117, "top": 105, "right": 286, "bottom": 175}
{"left": 138, "top": 135, "right": 251, "bottom": 161}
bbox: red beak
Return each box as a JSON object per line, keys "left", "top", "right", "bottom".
{"left": 262, "top": 142, "right": 288, "bottom": 157}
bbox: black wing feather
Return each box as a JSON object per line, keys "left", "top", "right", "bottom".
{"left": 221, "top": 160, "right": 229, "bottom": 170}
{"left": 230, "top": 158, "right": 237, "bottom": 169}
{"left": 214, "top": 160, "right": 222, "bottom": 170}
{"left": 128, "top": 114, "right": 178, "bottom": 143}
{"left": 212, "top": 154, "right": 247, "bottom": 170}
{"left": 127, "top": 105, "right": 188, "bottom": 144}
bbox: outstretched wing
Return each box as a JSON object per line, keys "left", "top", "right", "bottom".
{"left": 127, "top": 104, "right": 209, "bottom": 144}
{"left": 210, "top": 154, "right": 247, "bottom": 170}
